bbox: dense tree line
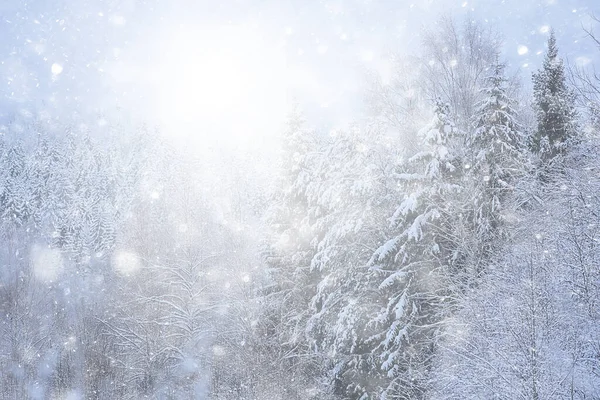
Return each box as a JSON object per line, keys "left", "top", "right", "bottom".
{"left": 0, "top": 16, "right": 599, "bottom": 400}
{"left": 0, "top": 121, "right": 262, "bottom": 399}
{"left": 262, "top": 21, "right": 600, "bottom": 400}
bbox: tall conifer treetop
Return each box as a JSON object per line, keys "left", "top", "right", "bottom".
{"left": 531, "top": 30, "right": 578, "bottom": 162}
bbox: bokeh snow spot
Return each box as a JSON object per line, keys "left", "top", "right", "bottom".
{"left": 113, "top": 251, "right": 142, "bottom": 276}
{"left": 51, "top": 63, "right": 63, "bottom": 75}
{"left": 31, "top": 245, "right": 64, "bottom": 282}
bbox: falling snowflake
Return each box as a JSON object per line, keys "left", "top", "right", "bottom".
{"left": 51, "top": 63, "right": 63, "bottom": 75}
{"left": 517, "top": 45, "right": 528, "bottom": 55}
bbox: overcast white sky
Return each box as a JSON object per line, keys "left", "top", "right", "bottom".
{"left": 0, "top": 0, "right": 599, "bottom": 141}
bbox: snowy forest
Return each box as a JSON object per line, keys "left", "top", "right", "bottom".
{"left": 2, "top": 1, "right": 600, "bottom": 399}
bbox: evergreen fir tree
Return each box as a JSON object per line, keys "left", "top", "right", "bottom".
{"left": 466, "top": 61, "right": 526, "bottom": 266}
{"left": 470, "top": 62, "right": 525, "bottom": 178}
{"left": 259, "top": 106, "right": 328, "bottom": 397}
{"left": 531, "top": 30, "right": 578, "bottom": 162}
{"left": 303, "top": 125, "right": 397, "bottom": 399}
{"left": 368, "top": 100, "right": 459, "bottom": 398}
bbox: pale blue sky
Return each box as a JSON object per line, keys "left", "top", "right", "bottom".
{"left": 0, "top": 0, "right": 599, "bottom": 134}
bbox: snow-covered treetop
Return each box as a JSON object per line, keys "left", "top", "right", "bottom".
{"left": 470, "top": 62, "right": 523, "bottom": 162}
{"left": 411, "top": 100, "right": 458, "bottom": 180}
{"left": 531, "top": 29, "right": 578, "bottom": 161}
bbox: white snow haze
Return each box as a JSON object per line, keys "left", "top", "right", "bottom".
{"left": 0, "top": 0, "right": 600, "bottom": 399}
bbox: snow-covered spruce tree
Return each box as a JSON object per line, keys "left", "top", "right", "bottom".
{"left": 30, "top": 136, "right": 72, "bottom": 239}
{"left": 463, "top": 61, "right": 527, "bottom": 274}
{"left": 367, "top": 101, "right": 460, "bottom": 399}
{"left": 530, "top": 30, "right": 578, "bottom": 164}
{"left": 258, "top": 107, "right": 328, "bottom": 398}
{"left": 301, "top": 124, "right": 399, "bottom": 399}
{"left": 469, "top": 62, "right": 526, "bottom": 188}
{"left": 0, "top": 139, "right": 32, "bottom": 234}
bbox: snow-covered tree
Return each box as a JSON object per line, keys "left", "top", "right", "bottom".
{"left": 531, "top": 30, "right": 578, "bottom": 163}
{"left": 432, "top": 140, "right": 600, "bottom": 399}
{"left": 366, "top": 101, "right": 460, "bottom": 398}
{"left": 257, "top": 107, "right": 328, "bottom": 397}
{"left": 464, "top": 62, "right": 527, "bottom": 269}
{"left": 298, "top": 124, "right": 399, "bottom": 399}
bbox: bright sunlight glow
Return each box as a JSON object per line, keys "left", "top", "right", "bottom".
{"left": 149, "top": 25, "right": 289, "bottom": 151}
